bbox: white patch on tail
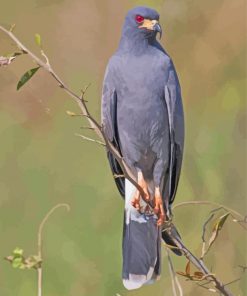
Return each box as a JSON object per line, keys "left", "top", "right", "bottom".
{"left": 123, "top": 266, "right": 155, "bottom": 290}
{"left": 125, "top": 179, "right": 148, "bottom": 225}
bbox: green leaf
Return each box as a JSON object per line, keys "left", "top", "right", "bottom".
{"left": 35, "top": 33, "right": 42, "bottom": 48}
{"left": 17, "top": 67, "right": 40, "bottom": 90}
{"left": 208, "top": 212, "right": 230, "bottom": 250}
{"left": 13, "top": 247, "right": 24, "bottom": 256}
{"left": 12, "top": 257, "right": 23, "bottom": 268}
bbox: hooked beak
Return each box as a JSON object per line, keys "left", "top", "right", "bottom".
{"left": 153, "top": 22, "right": 162, "bottom": 39}
{"left": 138, "top": 19, "right": 163, "bottom": 39}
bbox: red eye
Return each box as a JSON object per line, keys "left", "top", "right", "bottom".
{"left": 135, "top": 15, "right": 144, "bottom": 23}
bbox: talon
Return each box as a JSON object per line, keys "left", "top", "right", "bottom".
{"left": 132, "top": 199, "right": 140, "bottom": 210}
{"left": 154, "top": 187, "right": 166, "bottom": 227}
{"left": 145, "top": 204, "right": 151, "bottom": 214}
{"left": 131, "top": 171, "right": 150, "bottom": 210}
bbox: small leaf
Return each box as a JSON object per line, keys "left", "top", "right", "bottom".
{"left": 208, "top": 212, "right": 230, "bottom": 249}
{"left": 193, "top": 271, "right": 204, "bottom": 279}
{"left": 13, "top": 247, "right": 24, "bottom": 256}
{"left": 66, "top": 110, "right": 77, "bottom": 116}
{"left": 35, "top": 33, "right": 42, "bottom": 47}
{"left": 17, "top": 67, "right": 40, "bottom": 90}
{"left": 12, "top": 257, "right": 23, "bottom": 268}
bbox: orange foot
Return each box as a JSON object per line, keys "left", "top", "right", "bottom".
{"left": 154, "top": 187, "right": 166, "bottom": 226}
{"left": 131, "top": 171, "right": 150, "bottom": 211}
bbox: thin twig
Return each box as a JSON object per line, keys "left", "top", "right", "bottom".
{"left": 75, "top": 133, "right": 106, "bottom": 146}
{"left": 170, "top": 229, "right": 234, "bottom": 296}
{"left": 166, "top": 247, "right": 183, "bottom": 296}
{"left": 224, "top": 277, "right": 241, "bottom": 287}
{"left": 113, "top": 174, "right": 125, "bottom": 179}
{"left": 80, "top": 126, "right": 95, "bottom": 130}
{"left": 81, "top": 82, "right": 91, "bottom": 97}
{"left": 173, "top": 200, "right": 244, "bottom": 220}
{"left": 40, "top": 50, "right": 50, "bottom": 66}
{"left": 37, "top": 203, "right": 70, "bottom": 296}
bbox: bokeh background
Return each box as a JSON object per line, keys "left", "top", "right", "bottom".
{"left": 0, "top": 0, "right": 246, "bottom": 295}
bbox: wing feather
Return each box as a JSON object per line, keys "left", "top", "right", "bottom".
{"left": 101, "top": 62, "right": 125, "bottom": 198}
{"left": 164, "top": 62, "right": 184, "bottom": 205}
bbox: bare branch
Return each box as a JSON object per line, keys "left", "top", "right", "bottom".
{"left": 113, "top": 174, "right": 125, "bottom": 179}
{"left": 80, "top": 126, "right": 95, "bottom": 130}
{"left": 0, "top": 24, "right": 146, "bottom": 199}
{"left": 173, "top": 200, "right": 246, "bottom": 230}
{"left": 173, "top": 200, "right": 244, "bottom": 220}
{"left": 170, "top": 229, "right": 234, "bottom": 296}
{"left": 166, "top": 247, "right": 183, "bottom": 296}
{"left": 81, "top": 82, "right": 91, "bottom": 97}
{"left": 37, "top": 203, "right": 70, "bottom": 296}
{"left": 75, "top": 133, "right": 106, "bottom": 147}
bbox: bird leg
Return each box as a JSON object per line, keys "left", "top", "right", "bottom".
{"left": 154, "top": 187, "right": 166, "bottom": 226}
{"left": 131, "top": 171, "right": 150, "bottom": 211}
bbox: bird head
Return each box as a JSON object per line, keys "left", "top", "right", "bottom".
{"left": 123, "top": 6, "right": 162, "bottom": 40}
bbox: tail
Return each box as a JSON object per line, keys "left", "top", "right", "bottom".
{"left": 122, "top": 179, "right": 161, "bottom": 290}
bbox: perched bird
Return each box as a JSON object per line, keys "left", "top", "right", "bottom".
{"left": 101, "top": 6, "right": 184, "bottom": 290}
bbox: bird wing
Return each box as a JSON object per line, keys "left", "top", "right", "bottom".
{"left": 101, "top": 61, "right": 125, "bottom": 198}
{"left": 164, "top": 61, "right": 184, "bottom": 206}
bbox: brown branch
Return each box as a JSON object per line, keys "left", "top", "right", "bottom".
{"left": 0, "top": 25, "right": 236, "bottom": 296}
{"left": 75, "top": 133, "right": 106, "bottom": 147}
{"left": 169, "top": 227, "right": 234, "bottom": 296}
{"left": 0, "top": 24, "right": 147, "bottom": 200}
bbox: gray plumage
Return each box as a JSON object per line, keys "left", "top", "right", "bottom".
{"left": 101, "top": 6, "right": 184, "bottom": 290}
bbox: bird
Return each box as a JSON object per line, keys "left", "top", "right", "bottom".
{"left": 101, "top": 6, "right": 184, "bottom": 290}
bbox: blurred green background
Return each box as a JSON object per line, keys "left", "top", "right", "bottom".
{"left": 0, "top": 0, "right": 246, "bottom": 295}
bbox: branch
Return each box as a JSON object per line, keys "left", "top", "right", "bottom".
{"left": 0, "top": 24, "right": 148, "bottom": 200}
{"left": 37, "top": 203, "right": 70, "bottom": 296}
{"left": 173, "top": 200, "right": 246, "bottom": 230}
{"left": 166, "top": 247, "right": 183, "bottom": 296}
{"left": 168, "top": 226, "right": 234, "bottom": 296}
{"left": 173, "top": 200, "right": 244, "bottom": 220}
{"left": 75, "top": 133, "right": 106, "bottom": 147}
